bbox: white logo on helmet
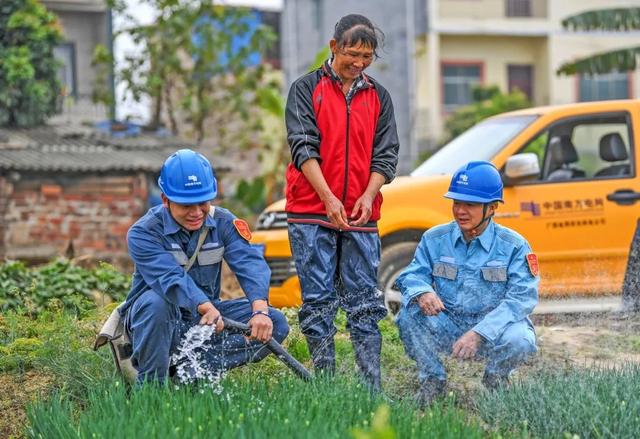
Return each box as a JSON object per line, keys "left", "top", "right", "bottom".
{"left": 457, "top": 173, "right": 469, "bottom": 185}
{"left": 185, "top": 174, "right": 202, "bottom": 187}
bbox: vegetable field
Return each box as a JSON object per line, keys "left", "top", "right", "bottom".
{"left": 1, "top": 260, "right": 640, "bottom": 438}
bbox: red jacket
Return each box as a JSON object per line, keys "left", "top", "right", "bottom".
{"left": 284, "top": 61, "right": 399, "bottom": 229}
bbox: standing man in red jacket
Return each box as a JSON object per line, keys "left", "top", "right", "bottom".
{"left": 285, "top": 14, "right": 400, "bottom": 391}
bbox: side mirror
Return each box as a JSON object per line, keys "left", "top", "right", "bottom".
{"left": 502, "top": 153, "right": 540, "bottom": 186}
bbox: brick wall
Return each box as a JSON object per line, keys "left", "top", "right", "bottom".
{"left": 1, "top": 172, "right": 149, "bottom": 268}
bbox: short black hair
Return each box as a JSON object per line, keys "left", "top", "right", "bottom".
{"left": 333, "top": 14, "right": 384, "bottom": 58}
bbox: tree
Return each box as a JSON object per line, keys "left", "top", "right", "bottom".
{"left": 101, "top": 1, "right": 279, "bottom": 146}
{"left": 557, "top": 8, "right": 640, "bottom": 75}
{"left": 0, "top": 0, "right": 62, "bottom": 127}
{"left": 442, "top": 85, "right": 530, "bottom": 143}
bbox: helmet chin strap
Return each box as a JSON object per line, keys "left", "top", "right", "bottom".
{"left": 469, "top": 203, "right": 494, "bottom": 238}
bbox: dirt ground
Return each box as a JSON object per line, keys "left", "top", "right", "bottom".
{"left": 0, "top": 371, "right": 55, "bottom": 439}
{"left": 2, "top": 311, "right": 640, "bottom": 438}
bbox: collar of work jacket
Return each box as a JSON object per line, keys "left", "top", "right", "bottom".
{"left": 161, "top": 206, "right": 216, "bottom": 236}
{"left": 451, "top": 219, "right": 495, "bottom": 252}
{"left": 322, "top": 58, "right": 373, "bottom": 100}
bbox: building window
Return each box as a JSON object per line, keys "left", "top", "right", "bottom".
{"left": 579, "top": 72, "right": 630, "bottom": 102}
{"left": 506, "top": 0, "right": 531, "bottom": 17}
{"left": 442, "top": 63, "right": 482, "bottom": 112}
{"left": 508, "top": 64, "right": 533, "bottom": 101}
{"left": 53, "top": 43, "right": 77, "bottom": 98}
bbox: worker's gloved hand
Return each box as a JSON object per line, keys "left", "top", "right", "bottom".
{"left": 249, "top": 312, "right": 273, "bottom": 343}
{"left": 416, "top": 292, "right": 446, "bottom": 316}
{"left": 197, "top": 301, "right": 224, "bottom": 333}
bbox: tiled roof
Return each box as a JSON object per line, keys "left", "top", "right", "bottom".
{"left": 0, "top": 126, "right": 218, "bottom": 173}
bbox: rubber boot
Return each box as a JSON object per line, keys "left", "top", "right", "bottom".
{"left": 353, "top": 335, "right": 382, "bottom": 392}
{"left": 306, "top": 336, "right": 336, "bottom": 376}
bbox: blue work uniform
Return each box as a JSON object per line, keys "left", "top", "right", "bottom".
{"left": 396, "top": 220, "right": 538, "bottom": 382}
{"left": 120, "top": 205, "right": 289, "bottom": 383}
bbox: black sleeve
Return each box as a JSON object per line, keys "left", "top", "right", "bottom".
{"left": 371, "top": 85, "right": 400, "bottom": 183}
{"left": 285, "top": 73, "right": 322, "bottom": 170}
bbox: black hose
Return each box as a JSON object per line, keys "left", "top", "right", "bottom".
{"left": 221, "top": 317, "right": 312, "bottom": 381}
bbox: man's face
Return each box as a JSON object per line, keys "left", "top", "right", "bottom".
{"left": 162, "top": 194, "right": 211, "bottom": 231}
{"left": 329, "top": 40, "right": 374, "bottom": 82}
{"left": 452, "top": 201, "right": 496, "bottom": 233}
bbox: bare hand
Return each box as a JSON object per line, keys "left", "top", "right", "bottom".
{"left": 350, "top": 193, "right": 374, "bottom": 226}
{"left": 248, "top": 313, "right": 273, "bottom": 343}
{"left": 452, "top": 331, "right": 482, "bottom": 360}
{"left": 323, "top": 194, "right": 350, "bottom": 230}
{"left": 197, "top": 302, "right": 224, "bottom": 333}
{"left": 416, "top": 292, "right": 446, "bottom": 316}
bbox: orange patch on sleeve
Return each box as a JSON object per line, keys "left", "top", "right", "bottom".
{"left": 233, "top": 219, "right": 252, "bottom": 241}
{"left": 526, "top": 253, "right": 539, "bottom": 277}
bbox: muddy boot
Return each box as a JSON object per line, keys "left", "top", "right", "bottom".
{"left": 353, "top": 336, "right": 382, "bottom": 392}
{"left": 416, "top": 378, "right": 447, "bottom": 407}
{"left": 306, "top": 336, "right": 336, "bottom": 376}
{"left": 482, "top": 372, "right": 510, "bottom": 391}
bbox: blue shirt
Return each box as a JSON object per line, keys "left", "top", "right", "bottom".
{"left": 397, "top": 220, "right": 539, "bottom": 343}
{"left": 121, "top": 205, "right": 269, "bottom": 318}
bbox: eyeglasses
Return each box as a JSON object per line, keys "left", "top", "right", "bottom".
{"left": 337, "top": 49, "right": 374, "bottom": 63}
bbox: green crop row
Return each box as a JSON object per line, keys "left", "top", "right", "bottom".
{"left": 27, "top": 377, "right": 493, "bottom": 439}
{"left": 476, "top": 364, "right": 640, "bottom": 438}
{"left": 0, "top": 259, "right": 130, "bottom": 315}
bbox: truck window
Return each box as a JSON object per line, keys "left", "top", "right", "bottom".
{"left": 412, "top": 115, "right": 538, "bottom": 176}
{"left": 514, "top": 113, "right": 633, "bottom": 182}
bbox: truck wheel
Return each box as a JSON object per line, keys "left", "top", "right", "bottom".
{"left": 378, "top": 242, "right": 419, "bottom": 316}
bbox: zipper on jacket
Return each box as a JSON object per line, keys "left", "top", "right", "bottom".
{"left": 341, "top": 101, "right": 351, "bottom": 203}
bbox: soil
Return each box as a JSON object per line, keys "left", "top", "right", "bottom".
{"left": 0, "top": 371, "right": 55, "bottom": 439}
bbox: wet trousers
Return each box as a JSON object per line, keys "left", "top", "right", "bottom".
{"left": 397, "top": 303, "right": 536, "bottom": 382}
{"left": 288, "top": 223, "right": 387, "bottom": 387}
{"left": 125, "top": 293, "right": 289, "bottom": 384}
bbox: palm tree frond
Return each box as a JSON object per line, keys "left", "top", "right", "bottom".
{"left": 562, "top": 8, "right": 640, "bottom": 32}
{"left": 557, "top": 46, "right": 640, "bottom": 76}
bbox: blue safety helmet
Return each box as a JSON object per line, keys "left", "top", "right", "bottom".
{"left": 158, "top": 149, "right": 217, "bottom": 204}
{"left": 444, "top": 161, "right": 504, "bottom": 203}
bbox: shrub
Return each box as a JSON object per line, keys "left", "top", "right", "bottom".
{"left": 0, "top": 259, "right": 130, "bottom": 314}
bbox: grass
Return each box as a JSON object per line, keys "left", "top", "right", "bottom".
{"left": 4, "top": 301, "right": 640, "bottom": 438}
{"left": 27, "top": 377, "right": 494, "bottom": 439}
{"left": 476, "top": 364, "right": 640, "bottom": 438}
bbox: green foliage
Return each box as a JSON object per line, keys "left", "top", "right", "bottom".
{"left": 104, "top": 1, "right": 280, "bottom": 146}
{"left": 0, "top": 306, "right": 116, "bottom": 396}
{"left": 442, "top": 85, "right": 530, "bottom": 144}
{"left": 309, "top": 46, "right": 331, "bottom": 72}
{"left": 0, "top": 0, "right": 62, "bottom": 126}
{"left": 91, "top": 44, "right": 114, "bottom": 114}
{"left": 0, "top": 259, "right": 130, "bottom": 315}
{"left": 27, "top": 376, "right": 492, "bottom": 438}
{"left": 476, "top": 364, "right": 640, "bottom": 438}
{"left": 558, "top": 8, "right": 640, "bottom": 75}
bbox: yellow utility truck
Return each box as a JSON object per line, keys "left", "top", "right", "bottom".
{"left": 252, "top": 100, "right": 640, "bottom": 312}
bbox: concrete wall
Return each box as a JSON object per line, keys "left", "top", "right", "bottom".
{"left": 439, "top": 0, "right": 547, "bottom": 19}
{"left": 53, "top": 10, "right": 108, "bottom": 100}
{"left": 42, "top": 1, "right": 110, "bottom": 122}
{"left": 413, "top": 0, "right": 640, "bottom": 150}
{"left": 0, "top": 173, "right": 148, "bottom": 267}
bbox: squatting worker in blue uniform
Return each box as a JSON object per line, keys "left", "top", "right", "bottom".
{"left": 285, "top": 14, "right": 399, "bottom": 391}
{"left": 121, "top": 149, "right": 289, "bottom": 384}
{"left": 396, "top": 161, "right": 539, "bottom": 405}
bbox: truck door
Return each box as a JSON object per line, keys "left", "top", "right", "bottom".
{"left": 498, "top": 111, "right": 639, "bottom": 296}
